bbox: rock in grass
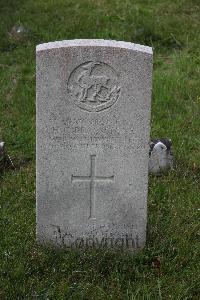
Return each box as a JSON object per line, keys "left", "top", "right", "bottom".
{"left": 8, "top": 24, "right": 28, "bottom": 42}
{"left": 148, "top": 138, "right": 173, "bottom": 174}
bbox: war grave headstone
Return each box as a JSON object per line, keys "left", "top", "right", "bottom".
{"left": 36, "top": 39, "right": 153, "bottom": 250}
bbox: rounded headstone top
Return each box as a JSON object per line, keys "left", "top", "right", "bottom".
{"left": 36, "top": 39, "right": 152, "bottom": 54}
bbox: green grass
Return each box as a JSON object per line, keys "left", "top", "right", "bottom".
{"left": 0, "top": 0, "right": 200, "bottom": 299}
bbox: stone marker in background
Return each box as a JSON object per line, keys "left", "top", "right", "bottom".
{"left": 36, "top": 40, "right": 153, "bottom": 250}
{"left": 149, "top": 138, "right": 173, "bottom": 174}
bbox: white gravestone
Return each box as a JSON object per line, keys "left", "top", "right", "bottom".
{"left": 36, "top": 40, "right": 153, "bottom": 250}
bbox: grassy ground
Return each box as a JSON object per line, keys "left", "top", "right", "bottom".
{"left": 0, "top": 0, "right": 200, "bottom": 299}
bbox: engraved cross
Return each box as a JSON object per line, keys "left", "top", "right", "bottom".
{"left": 71, "top": 155, "right": 114, "bottom": 219}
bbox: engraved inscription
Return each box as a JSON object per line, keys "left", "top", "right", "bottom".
{"left": 67, "top": 61, "right": 121, "bottom": 112}
{"left": 47, "top": 113, "right": 144, "bottom": 151}
{"left": 71, "top": 155, "right": 114, "bottom": 219}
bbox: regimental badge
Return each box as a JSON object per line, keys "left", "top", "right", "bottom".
{"left": 67, "top": 61, "right": 121, "bottom": 112}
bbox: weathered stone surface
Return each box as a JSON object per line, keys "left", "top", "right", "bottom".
{"left": 36, "top": 39, "right": 153, "bottom": 250}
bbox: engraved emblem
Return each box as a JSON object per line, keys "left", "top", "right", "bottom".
{"left": 67, "top": 61, "right": 121, "bottom": 112}
{"left": 71, "top": 155, "right": 114, "bottom": 219}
